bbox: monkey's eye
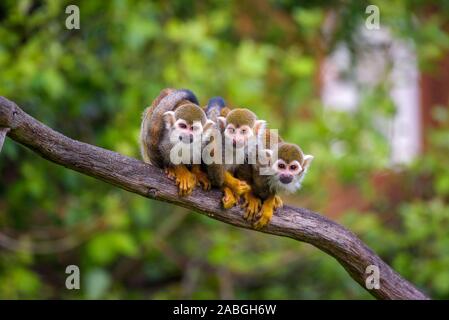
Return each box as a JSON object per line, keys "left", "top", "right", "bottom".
{"left": 290, "top": 165, "right": 297, "bottom": 171}
{"left": 241, "top": 129, "right": 247, "bottom": 135}
{"left": 278, "top": 163, "right": 286, "bottom": 170}
{"left": 228, "top": 127, "right": 235, "bottom": 133}
{"left": 179, "top": 123, "right": 187, "bottom": 129}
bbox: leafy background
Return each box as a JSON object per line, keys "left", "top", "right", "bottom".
{"left": 1, "top": 0, "right": 449, "bottom": 299}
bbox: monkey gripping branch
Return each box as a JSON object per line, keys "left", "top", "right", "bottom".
{"left": 0, "top": 96, "right": 429, "bottom": 300}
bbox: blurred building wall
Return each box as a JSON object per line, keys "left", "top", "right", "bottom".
{"left": 321, "top": 27, "right": 421, "bottom": 165}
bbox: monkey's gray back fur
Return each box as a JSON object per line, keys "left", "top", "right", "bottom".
{"left": 140, "top": 89, "right": 198, "bottom": 168}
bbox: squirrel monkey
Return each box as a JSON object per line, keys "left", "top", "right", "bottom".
{"left": 204, "top": 98, "right": 266, "bottom": 209}
{"left": 236, "top": 130, "right": 313, "bottom": 229}
{"left": 140, "top": 88, "right": 214, "bottom": 196}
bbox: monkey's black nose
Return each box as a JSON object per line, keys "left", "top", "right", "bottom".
{"left": 280, "top": 174, "right": 293, "bottom": 184}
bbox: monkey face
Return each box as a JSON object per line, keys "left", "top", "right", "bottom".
{"left": 266, "top": 158, "right": 303, "bottom": 193}
{"left": 172, "top": 119, "right": 204, "bottom": 144}
{"left": 164, "top": 110, "right": 209, "bottom": 145}
{"left": 264, "top": 144, "right": 314, "bottom": 194}
{"left": 224, "top": 124, "right": 253, "bottom": 149}
{"left": 273, "top": 159, "right": 302, "bottom": 183}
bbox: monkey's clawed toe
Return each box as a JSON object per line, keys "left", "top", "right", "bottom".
{"left": 253, "top": 217, "right": 268, "bottom": 229}
{"left": 222, "top": 187, "right": 238, "bottom": 209}
{"left": 253, "top": 198, "right": 275, "bottom": 229}
{"left": 233, "top": 181, "right": 251, "bottom": 196}
{"left": 253, "top": 210, "right": 272, "bottom": 229}
{"left": 223, "top": 196, "right": 237, "bottom": 209}
{"left": 165, "top": 167, "right": 176, "bottom": 180}
{"left": 242, "top": 192, "right": 261, "bottom": 221}
{"left": 274, "top": 195, "right": 283, "bottom": 209}
{"left": 199, "top": 179, "right": 211, "bottom": 191}
{"left": 194, "top": 172, "right": 211, "bottom": 191}
{"left": 175, "top": 170, "right": 197, "bottom": 196}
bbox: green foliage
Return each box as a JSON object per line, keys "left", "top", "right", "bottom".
{"left": 1, "top": 0, "right": 449, "bottom": 299}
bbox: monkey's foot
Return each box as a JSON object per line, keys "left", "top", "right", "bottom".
{"left": 174, "top": 165, "right": 197, "bottom": 196}
{"left": 165, "top": 167, "right": 176, "bottom": 180}
{"left": 274, "top": 195, "right": 283, "bottom": 209}
{"left": 242, "top": 192, "right": 261, "bottom": 221}
{"left": 232, "top": 180, "right": 251, "bottom": 196}
{"left": 224, "top": 171, "right": 251, "bottom": 196}
{"left": 222, "top": 187, "right": 238, "bottom": 209}
{"left": 192, "top": 165, "right": 211, "bottom": 191}
{"left": 253, "top": 197, "right": 275, "bottom": 229}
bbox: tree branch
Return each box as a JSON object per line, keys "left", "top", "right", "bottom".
{"left": 0, "top": 96, "right": 429, "bottom": 300}
{"left": 0, "top": 128, "right": 9, "bottom": 152}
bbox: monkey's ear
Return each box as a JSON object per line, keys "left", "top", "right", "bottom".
{"left": 258, "top": 148, "right": 273, "bottom": 166}
{"left": 263, "top": 149, "right": 274, "bottom": 161}
{"left": 203, "top": 119, "right": 215, "bottom": 132}
{"left": 254, "top": 120, "right": 266, "bottom": 136}
{"left": 163, "top": 111, "right": 176, "bottom": 128}
{"left": 303, "top": 155, "right": 314, "bottom": 169}
{"left": 217, "top": 116, "right": 227, "bottom": 131}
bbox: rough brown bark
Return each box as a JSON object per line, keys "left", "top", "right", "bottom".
{"left": 0, "top": 96, "right": 429, "bottom": 300}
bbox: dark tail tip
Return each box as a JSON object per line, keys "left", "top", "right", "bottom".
{"left": 205, "top": 96, "right": 226, "bottom": 117}
{"left": 178, "top": 89, "right": 199, "bottom": 105}
{"left": 207, "top": 97, "right": 226, "bottom": 110}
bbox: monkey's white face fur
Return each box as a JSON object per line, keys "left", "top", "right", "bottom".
{"left": 163, "top": 111, "right": 215, "bottom": 165}
{"left": 164, "top": 111, "right": 214, "bottom": 145}
{"left": 170, "top": 119, "right": 204, "bottom": 144}
{"left": 266, "top": 156, "right": 313, "bottom": 194}
{"left": 223, "top": 124, "right": 254, "bottom": 149}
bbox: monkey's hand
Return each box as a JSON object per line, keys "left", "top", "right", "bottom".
{"left": 173, "top": 165, "right": 197, "bottom": 196}
{"left": 253, "top": 196, "right": 276, "bottom": 229}
{"left": 242, "top": 192, "right": 261, "bottom": 221}
{"left": 224, "top": 171, "right": 251, "bottom": 196}
{"left": 222, "top": 186, "right": 238, "bottom": 209}
{"left": 274, "top": 195, "right": 283, "bottom": 209}
{"left": 192, "top": 165, "right": 211, "bottom": 191}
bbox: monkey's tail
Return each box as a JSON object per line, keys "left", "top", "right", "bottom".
{"left": 140, "top": 88, "right": 199, "bottom": 167}
{"left": 205, "top": 96, "right": 227, "bottom": 122}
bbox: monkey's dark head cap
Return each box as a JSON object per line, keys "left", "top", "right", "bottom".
{"left": 174, "top": 104, "right": 207, "bottom": 125}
